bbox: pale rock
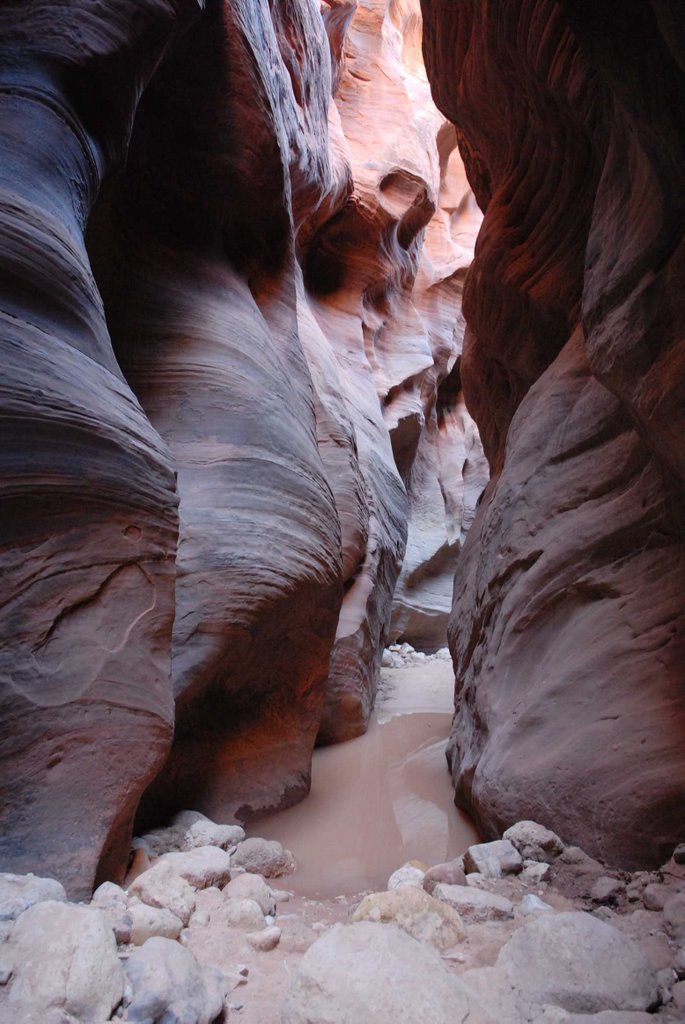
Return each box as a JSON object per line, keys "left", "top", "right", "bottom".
{"left": 519, "top": 893, "right": 554, "bottom": 915}
{"left": 387, "top": 863, "right": 426, "bottom": 891}
{"left": 641, "top": 883, "right": 670, "bottom": 911}
{"left": 521, "top": 860, "right": 551, "bottom": 884}
{"left": 663, "top": 893, "right": 685, "bottom": 943}
{"left": 352, "top": 887, "right": 464, "bottom": 950}
{"left": 464, "top": 839, "right": 522, "bottom": 878}
{"left": 381, "top": 650, "right": 395, "bottom": 668}
{"left": 655, "top": 967, "right": 676, "bottom": 1004}
{"left": 433, "top": 883, "right": 514, "bottom": 923}
{"left": 122, "top": 936, "right": 224, "bottom": 1024}
{"left": 271, "top": 889, "right": 292, "bottom": 903}
{"left": 246, "top": 925, "right": 281, "bottom": 951}
{"left": 187, "top": 820, "right": 245, "bottom": 850}
{"left": 223, "top": 873, "right": 275, "bottom": 916}
{"left": 159, "top": 846, "right": 232, "bottom": 889}
{"left": 219, "top": 898, "right": 265, "bottom": 931}
{"left": 503, "top": 821, "right": 565, "bottom": 864}
{"left": 0, "top": 900, "right": 122, "bottom": 1022}
{"left": 494, "top": 911, "right": 658, "bottom": 1014}
{"left": 231, "top": 838, "right": 295, "bottom": 878}
{"left": 281, "top": 921, "right": 492, "bottom": 1024}
{"left": 129, "top": 903, "right": 183, "bottom": 945}
{"left": 128, "top": 860, "right": 196, "bottom": 926}
{"left": 0, "top": 961, "right": 11, "bottom": 985}
{"left": 673, "top": 946, "right": 685, "bottom": 978}
{"left": 91, "top": 881, "right": 133, "bottom": 944}
{"left": 278, "top": 914, "right": 318, "bottom": 953}
{"left": 562, "top": 1014, "right": 656, "bottom": 1023}
{"left": 672, "top": 979, "right": 685, "bottom": 1010}
{"left": 423, "top": 859, "right": 467, "bottom": 895}
{"left": 0, "top": 872, "right": 66, "bottom": 922}
{"left": 591, "top": 877, "right": 625, "bottom": 904}
{"left": 436, "top": 648, "right": 452, "bottom": 662}
{"left": 466, "top": 872, "right": 489, "bottom": 889}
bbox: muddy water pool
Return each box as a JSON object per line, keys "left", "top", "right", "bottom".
{"left": 247, "top": 661, "right": 478, "bottom": 897}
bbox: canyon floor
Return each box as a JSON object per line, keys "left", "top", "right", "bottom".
{"left": 1, "top": 658, "right": 684, "bottom": 1023}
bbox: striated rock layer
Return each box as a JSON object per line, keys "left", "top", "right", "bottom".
{"left": 422, "top": 0, "right": 685, "bottom": 867}
{"left": 0, "top": 0, "right": 202, "bottom": 899}
{"left": 1, "top": 0, "right": 484, "bottom": 891}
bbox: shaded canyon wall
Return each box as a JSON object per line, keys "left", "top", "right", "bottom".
{"left": 0, "top": 0, "right": 482, "bottom": 895}
{"left": 422, "top": 0, "right": 685, "bottom": 868}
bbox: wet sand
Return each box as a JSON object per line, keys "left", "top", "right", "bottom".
{"left": 247, "top": 660, "right": 478, "bottom": 897}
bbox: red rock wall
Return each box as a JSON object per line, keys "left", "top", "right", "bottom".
{"left": 1, "top": 0, "right": 482, "bottom": 891}
{"left": 421, "top": 0, "right": 685, "bottom": 867}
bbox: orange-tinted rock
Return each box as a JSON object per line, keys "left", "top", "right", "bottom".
{"left": 421, "top": 0, "right": 685, "bottom": 866}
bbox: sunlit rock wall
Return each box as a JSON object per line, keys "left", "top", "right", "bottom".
{"left": 422, "top": 0, "right": 685, "bottom": 868}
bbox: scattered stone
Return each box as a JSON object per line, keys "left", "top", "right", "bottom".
{"left": 673, "top": 946, "right": 685, "bottom": 979}
{"left": 673, "top": 844, "right": 685, "bottom": 865}
{"left": 672, "top": 979, "right": 685, "bottom": 1010}
{"left": 641, "top": 883, "right": 670, "bottom": 911}
{"left": 465, "top": 872, "right": 489, "bottom": 889}
{"left": 231, "top": 838, "right": 295, "bottom": 878}
{"left": 129, "top": 903, "right": 183, "bottom": 945}
{"left": 0, "top": 962, "right": 11, "bottom": 985}
{"left": 281, "top": 921, "right": 492, "bottom": 1024}
{"left": 655, "top": 967, "right": 676, "bottom": 1004}
{"left": 549, "top": 846, "right": 608, "bottom": 900}
{"left": 271, "top": 888, "right": 292, "bottom": 903}
{"left": 435, "top": 648, "right": 451, "bottom": 661}
{"left": 91, "top": 881, "right": 133, "bottom": 944}
{"left": 278, "top": 915, "right": 319, "bottom": 953}
{"left": 464, "top": 839, "right": 522, "bottom": 878}
{"left": 246, "top": 925, "right": 281, "bottom": 951}
{"left": 591, "top": 876, "right": 624, "bottom": 904}
{"left": 663, "top": 893, "right": 685, "bottom": 943}
{"left": 521, "top": 860, "right": 551, "bottom": 884}
{"left": 0, "top": 900, "right": 122, "bottom": 1022}
{"left": 187, "top": 819, "right": 245, "bottom": 850}
{"left": 171, "top": 809, "right": 209, "bottom": 829}
{"left": 352, "top": 886, "right": 464, "bottom": 950}
{"left": 223, "top": 872, "right": 276, "bottom": 915}
{"left": 503, "top": 821, "right": 565, "bottom": 863}
{"left": 433, "top": 883, "right": 514, "bottom": 923}
{"left": 218, "top": 897, "right": 266, "bottom": 931}
{"left": 387, "top": 862, "right": 426, "bottom": 891}
{"left": 0, "top": 872, "right": 66, "bottom": 922}
{"left": 193, "top": 910, "right": 210, "bottom": 927}
{"left": 423, "top": 859, "right": 466, "bottom": 895}
{"left": 122, "top": 937, "right": 224, "bottom": 1024}
{"left": 519, "top": 893, "right": 554, "bottom": 915}
{"left": 128, "top": 860, "right": 196, "bottom": 926}
{"left": 159, "top": 845, "right": 232, "bottom": 889}
{"left": 493, "top": 911, "right": 658, "bottom": 1014}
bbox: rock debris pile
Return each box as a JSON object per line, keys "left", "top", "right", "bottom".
{"left": 1, "top": 814, "right": 685, "bottom": 1023}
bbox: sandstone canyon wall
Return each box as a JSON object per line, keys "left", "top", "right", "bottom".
{"left": 0, "top": 0, "right": 481, "bottom": 895}
{"left": 422, "top": 0, "right": 685, "bottom": 869}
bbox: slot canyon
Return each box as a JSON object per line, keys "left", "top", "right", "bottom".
{"left": 0, "top": 1, "right": 683, "bottom": 1022}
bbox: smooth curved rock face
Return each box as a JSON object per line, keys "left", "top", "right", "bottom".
{"left": 89, "top": 0, "right": 345, "bottom": 825}
{"left": 0, "top": 0, "right": 197, "bottom": 897}
{"left": 421, "top": 1, "right": 685, "bottom": 866}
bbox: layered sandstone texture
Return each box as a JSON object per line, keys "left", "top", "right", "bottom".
{"left": 0, "top": 0, "right": 479, "bottom": 894}
{"left": 422, "top": 0, "right": 685, "bottom": 868}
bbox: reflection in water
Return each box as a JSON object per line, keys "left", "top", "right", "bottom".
{"left": 247, "top": 665, "right": 479, "bottom": 897}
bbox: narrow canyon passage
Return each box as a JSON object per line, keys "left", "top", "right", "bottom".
{"left": 246, "top": 658, "right": 478, "bottom": 898}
